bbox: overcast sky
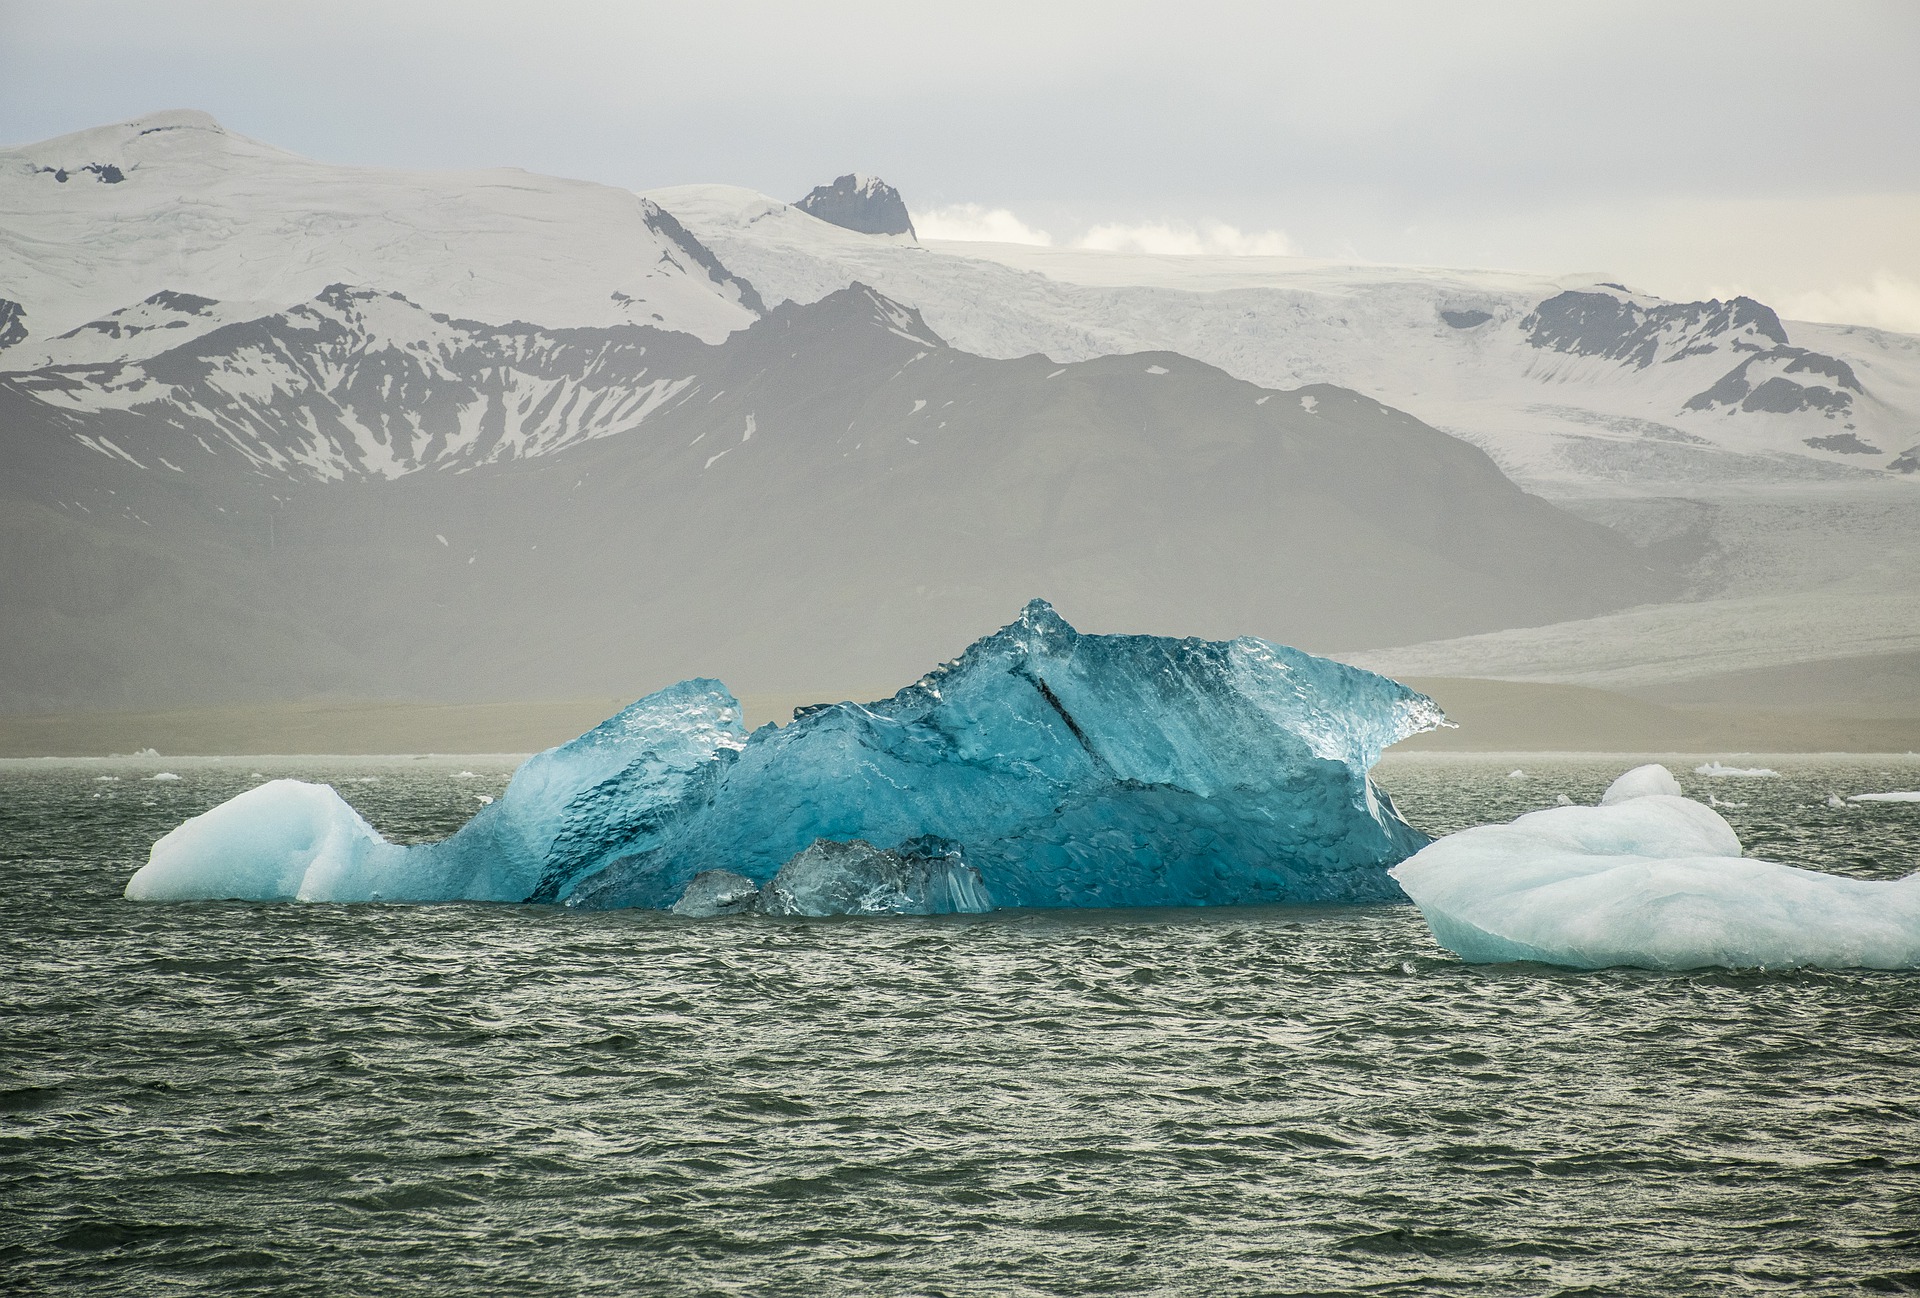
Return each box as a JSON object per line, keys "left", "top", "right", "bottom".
{"left": 4, "top": 0, "right": 1918, "bottom": 329}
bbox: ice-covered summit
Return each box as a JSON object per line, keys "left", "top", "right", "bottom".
{"left": 127, "top": 601, "right": 1444, "bottom": 911}
{"left": 795, "top": 173, "right": 916, "bottom": 238}
{"left": 0, "top": 111, "right": 760, "bottom": 345}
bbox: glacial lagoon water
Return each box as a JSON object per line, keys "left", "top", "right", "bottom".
{"left": 3, "top": 753, "right": 1917, "bottom": 1295}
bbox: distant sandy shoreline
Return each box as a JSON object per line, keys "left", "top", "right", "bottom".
{"left": 1, "top": 679, "right": 1916, "bottom": 759}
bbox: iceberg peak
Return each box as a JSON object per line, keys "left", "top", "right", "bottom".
{"left": 129, "top": 602, "right": 1443, "bottom": 911}
{"left": 1599, "top": 763, "right": 1685, "bottom": 804}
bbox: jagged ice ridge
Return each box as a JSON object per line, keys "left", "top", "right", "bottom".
{"left": 125, "top": 602, "right": 1444, "bottom": 911}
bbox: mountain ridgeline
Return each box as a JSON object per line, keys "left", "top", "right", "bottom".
{"left": 0, "top": 282, "right": 1673, "bottom": 713}
{"left": 13, "top": 111, "right": 1911, "bottom": 723}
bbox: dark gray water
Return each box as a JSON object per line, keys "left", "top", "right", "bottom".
{"left": 4, "top": 754, "right": 1917, "bottom": 1296}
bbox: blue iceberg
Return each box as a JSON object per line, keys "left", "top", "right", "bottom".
{"left": 128, "top": 600, "right": 1444, "bottom": 911}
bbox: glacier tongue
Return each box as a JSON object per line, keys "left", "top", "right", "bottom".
{"left": 1391, "top": 764, "right": 1920, "bottom": 970}
{"left": 126, "top": 600, "right": 1444, "bottom": 910}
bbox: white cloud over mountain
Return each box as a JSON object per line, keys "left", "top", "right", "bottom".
{"left": 917, "top": 206, "right": 1295, "bottom": 258}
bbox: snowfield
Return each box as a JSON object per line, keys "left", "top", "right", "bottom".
{"left": 0, "top": 111, "right": 758, "bottom": 346}
{"left": 646, "top": 183, "right": 1920, "bottom": 495}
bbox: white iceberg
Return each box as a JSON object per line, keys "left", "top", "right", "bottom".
{"left": 1851, "top": 791, "right": 1920, "bottom": 803}
{"left": 1599, "top": 763, "right": 1683, "bottom": 804}
{"left": 1391, "top": 765, "right": 1920, "bottom": 971}
{"left": 1694, "top": 761, "right": 1779, "bottom": 778}
{"left": 127, "top": 779, "right": 405, "bottom": 902}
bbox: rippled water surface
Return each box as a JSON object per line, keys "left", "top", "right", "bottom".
{"left": 4, "top": 753, "right": 1918, "bottom": 1296}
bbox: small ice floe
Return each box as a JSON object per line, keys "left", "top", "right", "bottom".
{"left": 1391, "top": 763, "right": 1920, "bottom": 971}
{"left": 451, "top": 770, "right": 480, "bottom": 779}
{"left": 1707, "top": 794, "right": 1747, "bottom": 809}
{"left": 95, "top": 775, "right": 119, "bottom": 783}
{"left": 1826, "top": 794, "right": 1848, "bottom": 808}
{"left": 1851, "top": 791, "right": 1920, "bottom": 803}
{"left": 1145, "top": 364, "right": 1169, "bottom": 375}
{"left": 475, "top": 794, "right": 494, "bottom": 805}
{"left": 149, "top": 772, "right": 181, "bottom": 782}
{"left": 1695, "top": 761, "right": 1779, "bottom": 778}
{"left": 1554, "top": 794, "right": 1573, "bottom": 806}
{"left": 1507, "top": 769, "right": 1527, "bottom": 780}
{"left": 250, "top": 772, "right": 265, "bottom": 780}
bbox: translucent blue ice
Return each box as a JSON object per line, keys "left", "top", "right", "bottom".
{"left": 755, "top": 839, "right": 994, "bottom": 917}
{"left": 128, "top": 600, "right": 1445, "bottom": 910}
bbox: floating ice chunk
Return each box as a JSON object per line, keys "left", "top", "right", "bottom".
{"left": 670, "top": 869, "right": 760, "bottom": 916}
{"left": 569, "top": 601, "right": 1441, "bottom": 911}
{"left": 1599, "top": 763, "right": 1683, "bottom": 804}
{"left": 1707, "top": 794, "right": 1746, "bottom": 809}
{"left": 1555, "top": 794, "right": 1573, "bottom": 806}
{"left": 1695, "top": 762, "right": 1779, "bottom": 778}
{"left": 451, "top": 770, "right": 480, "bottom": 779}
{"left": 1507, "top": 769, "right": 1526, "bottom": 779}
{"left": 1392, "top": 767, "right": 1920, "bottom": 971}
{"left": 149, "top": 772, "right": 180, "bottom": 782}
{"left": 127, "top": 779, "right": 403, "bottom": 902}
{"left": 757, "top": 839, "right": 992, "bottom": 917}
{"left": 1826, "top": 794, "right": 1848, "bottom": 809}
{"left": 1852, "top": 791, "right": 1920, "bottom": 803}
{"left": 132, "top": 603, "right": 1440, "bottom": 910}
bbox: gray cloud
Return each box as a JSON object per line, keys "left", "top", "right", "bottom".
{"left": 3, "top": 0, "right": 1918, "bottom": 323}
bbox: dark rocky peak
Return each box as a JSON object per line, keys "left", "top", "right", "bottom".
{"left": 1682, "top": 346, "right": 1862, "bottom": 418}
{"left": 1522, "top": 290, "right": 1790, "bottom": 368}
{"left": 795, "top": 174, "right": 917, "bottom": 238}
{"left": 757, "top": 283, "right": 945, "bottom": 351}
{"left": 144, "top": 290, "right": 219, "bottom": 316}
{"left": 0, "top": 299, "right": 25, "bottom": 350}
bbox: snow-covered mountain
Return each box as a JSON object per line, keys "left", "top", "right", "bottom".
{"left": 6, "top": 114, "right": 1910, "bottom": 494}
{"left": 0, "top": 284, "right": 1672, "bottom": 713}
{"left": 2, "top": 112, "right": 1914, "bottom": 723}
{"left": 644, "top": 184, "right": 1920, "bottom": 492}
{"left": 0, "top": 110, "right": 760, "bottom": 349}
{"left": 3, "top": 284, "right": 727, "bottom": 479}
